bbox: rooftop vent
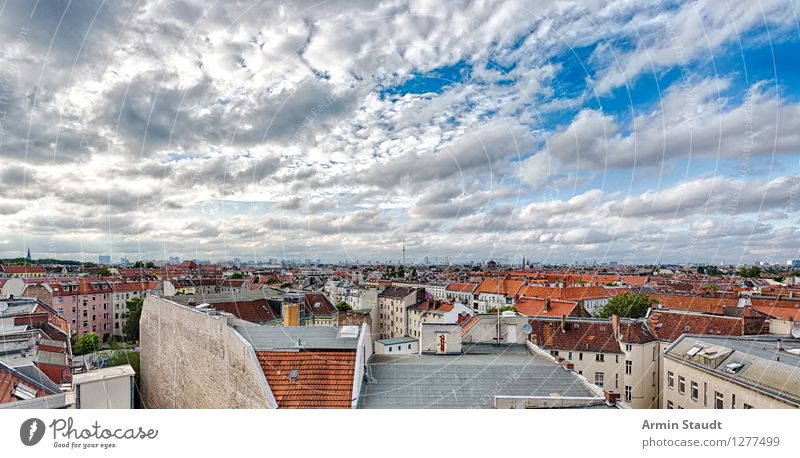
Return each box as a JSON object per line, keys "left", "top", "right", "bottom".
{"left": 724, "top": 362, "right": 744, "bottom": 374}
{"left": 686, "top": 345, "right": 703, "bottom": 356}
{"left": 683, "top": 326, "right": 691, "bottom": 332}
{"left": 338, "top": 326, "right": 359, "bottom": 339}
{"left": 13, "top": 383, "right": 37, "bottom": 400}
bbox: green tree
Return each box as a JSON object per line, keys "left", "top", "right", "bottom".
{"left": 471, "top": 265, "right": 481, "bottom": 272}
{"left": 397, "top": 265, "right": 405, "bottom": 277}
{"left": 97, "top": 268, "right": 112, "bottom": 276}
{"left": 335, "top": 301, "right": 352, "bottom": 312}
{"left": 410, "top": 267, "right": 417, "bottom": 278}
{"left": 73, "top": 332, "right": 101, "bottom": 355}
{"left": 738, "top": 265, "right": 762, "bottom": 278}
{"left": 145, "top": 262, "right": 156, "bottom": 268}
{"left": 133, "top": 261, "right": 144, "bottom": 268}
{"left": 596, "top": 292, "right": 657, "bottom": 318}
{"left": 123, "top": 297, "right": 144, "bottom": 342}
{"left": 229, "top": 272, "right": 244, "bottom": 279}
{"left": 487, "top": 305, "right": 516, "bottom": 313}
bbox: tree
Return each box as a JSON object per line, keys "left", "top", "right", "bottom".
{"left": 73, "top": 332, "right": 101, "bottom": 356}
{"left": 106, "top": 351, "right": 141, "bottom": 408}
{"left": 229, "top": 272, "right": 244, "bottom": 279}
{"left": 335, "top": 301, "right": 352, "bottom": 312}
{"left": 397, "top": 265, "right": 406, "bottom": 277}
{"left": 596, "top": 292, "right": 657, "bottom": 319}
{"left": 410, "top": 267, "right": 417, "bottom": 278}
{"left": 145, "top": 262, "right": 156, "bottom": 268}
{"left": 738, "top": 265, "right": 762, "bottom": 278}
{"left": 123, "top": 297, "right": 144, "bottom": 342}
{"left": 133, "top": 261, "right": 144, "bottom": 268}
{"left": 471, "top": 265, "right": 481, "bottom": 272}
{"left": 488, "top": 305, "right": 516, "bottom": 313}
{"left": 97, "top": 268, "right": 112, "bottom": 276}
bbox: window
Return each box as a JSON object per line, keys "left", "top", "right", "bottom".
{"left": 668, "top": 371, "right": 674, "bottom": 389}
{"left": 625, "top": 360, "right": 632, "bottom": 375}
{"left": 595, "top": 353, "right": 604, "bottom": 362}
{"left": 408, "top": 344, "right": 411, "bottom": 350}
{"left": 715, "top": 391, "right": 723, "bottom": 409}
{"left": 579, "top": 353, "right": 583, "bottom": 361}
{"left": 678, "top": 376, "right": 686, "bottom": 394}
{"left": 653, "top": 346, "right": 657, "bottom": 361}
{"left": 652, "top": 371, "right": 656, "bottom": 387}
{"left": 625, "top": 344, "right": 632, "bottom": 352}
{"left": 568, "top": 351, "right": 573, "bottom": 360}
{"left": 615, "top": 373, "right": 619, "bottom": 388}
{"left": 691, "top": 381, "right": 699, "bottom": 401}
{"left": 667, "top": 400, "right": 673, "bottom": 409}
{"left": 624, "top": 385, "right": 632, "bottom": 402}
{"left": 594, "top": 372, "right": 604, "bottom": 387}
{"left": 732, "top": 393, "right": 736, "bottom": 409}
{"left": 550, "top": 350, "right": 560, "bottom": 357}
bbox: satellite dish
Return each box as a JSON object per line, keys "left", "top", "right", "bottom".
{"left": 522, "top": 323, "right": 533, "bottom": 335}
{"left": 791, "top": 327, "right": 800, "bottom": 339}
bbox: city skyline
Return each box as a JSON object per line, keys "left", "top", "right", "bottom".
{"left": 1, "top": 1, "right": 800, "bottom": 264}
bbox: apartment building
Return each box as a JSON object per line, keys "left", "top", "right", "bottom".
{"left": 662, "top": 335, "right": 800, "bottom": 409}
{"left": 377, "top": 286, "right": 425, "bottom": 339}
{"left": 445, "top": 282, "right": 478, "bottom": 306}
{"left": 474, "top": 278, "right": 524, "bottom": 313}
{"left": 25, "top": 279, "right": 114, "bottom": 340}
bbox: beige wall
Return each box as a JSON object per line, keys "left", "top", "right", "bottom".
{"left": 140, "top": 296, "right": 275, "bottom": 409}
{"left": 420, "top": 324, "right": 463, "bottom": 354}
{"left": 662, "top": 356, "right": 795, "bottom": 409}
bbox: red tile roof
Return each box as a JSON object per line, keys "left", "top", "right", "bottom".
{"left": 0, "top": 367, "right": 47, "bottom": 405}
{"left": 518, "top": 285, "right": 610, "bottom": 301}
{"left": 528, "top": 319, "right": 622, "bottom": 353}
{"left": 2, "top": 265, "right": 46, "bottom": 274}
{"left": 475, "top": 278, "right": 524, "bottom": 295}
{"left": 647, "top": 310, "right": 743, "bottom": 341}
{"left": 649, "top": 294, "right": 739, "bottom": 315}
{"left": 516, "top": 298, "right": 578, "bottom": 317}
{"left": 208, "top": 300, "right": 279, "bottom": 323}
{"left": 256, "top": 351, "right": 356, "bottom": 408}
{"left": 446, "top": 283, "right": 477, "bottom": 292}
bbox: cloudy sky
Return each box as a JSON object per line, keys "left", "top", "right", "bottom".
{"left": 1, "top": 0, "right": 799, "bottom": 265}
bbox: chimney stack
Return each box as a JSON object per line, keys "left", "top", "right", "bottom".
{"left": 544, "top": 298, "right": 551, "bottom": 313}
{"left": 611, "top": 314, "right": 620, "bottom": 340}
{"left": 560, "top": 314, "right": 566, "bottom": 333}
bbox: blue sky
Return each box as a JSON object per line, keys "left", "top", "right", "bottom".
{"left": 1, "top": 0, "right": 799, "bottom": 264}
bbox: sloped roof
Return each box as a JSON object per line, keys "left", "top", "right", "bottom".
{"left": 528, "top": 318, "right": 622, "bottom": 353}
{"left": 475, "top": 278, "right": 524, "bottom": 295}
{"left": 256, "top": 351, "right": 356, "bottom": 408}
{"left": 516, "top": 298, "right": 578, "bottom": 317}
{"left": 649, "top": 294, "right": 738, "bottom": 315}
{"left": 647, "top": 310, "right": 743, "bottom": 341}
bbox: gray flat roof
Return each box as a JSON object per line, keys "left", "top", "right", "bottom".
{"left": 234, "top": 325, "right": 360, "bottom": 351}
{"left": 666, "top": 335, "right": 800, "bottom": 406}
{"left": 376, "top": 337, "right": 418, "bottom": 345}
{"left": 359, "top": 350, "right": 599, "bottom": 408}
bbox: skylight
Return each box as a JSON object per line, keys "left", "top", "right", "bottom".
{"left": 686, "top": 346, "right": 703, "bottom": 356}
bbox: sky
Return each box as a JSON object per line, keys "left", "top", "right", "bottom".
{"left": 1, "top": 0, "right": 799, "bottom": 265}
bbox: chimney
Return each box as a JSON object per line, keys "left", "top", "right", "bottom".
{"left": 603, "top": 390, "right": 619, "bottom": 406}
{"left": 611, "top": 314, "right": 620, "bottom": 340}
{"left": 283, "top": 303, "right": 300, "bottom": 326}
{"left": 544, "top": 298, "right": 551, "bottom": 313}
{"left": 560, "top": 314, "right": 566, "bottom": 333}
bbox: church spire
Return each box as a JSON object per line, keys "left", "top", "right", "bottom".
{"left": 26, "top": 248, "right": 32, "bottom": 262}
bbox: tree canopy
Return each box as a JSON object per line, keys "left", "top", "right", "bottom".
{"left": 335, "top": 301, "right": 352, "bottom": 312}
{"left": 72, "top": 332, "right": 101, "bottom": 355}
{"left": 123, "top": 297, "right": 144, "bottom": 342}
{"left": 596, "top": 292, "right": 657, "bottom": 319}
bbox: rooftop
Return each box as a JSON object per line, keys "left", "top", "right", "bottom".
{"left": 359, "top": 345, "right": 601, "bottom": 408}
{"left": 666, "top": 335, "right": 800, "bottom": 406}
{"left": 234, "top": 325, "right": 362, "bottom": 351}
